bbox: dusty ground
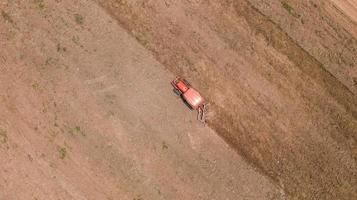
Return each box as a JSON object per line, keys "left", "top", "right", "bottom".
{"left": 0, "top": 0, "right": 356, "bottom": 200}
{"left": 0, "top": 0, "right": 281, "bottom": 199}
{"left": 96, "top": 0, "right": 357, "bottom": 199}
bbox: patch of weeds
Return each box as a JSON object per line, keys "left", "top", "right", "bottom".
{"left": 42, "top": 104, "right": 48, "bottom": 113}
{"left": 74, "top": 126, "right": 81, "bottom": 133}
{"left": 32, "top": 82, "right": 40, "bottom": 90}
{"left": 57, "top": 43, "right": 66, "bottom": 52}
{"left": 44, "top": 57, "right": 60, "bottom": 67}
{"left": 69, "top": 126, "right": 85, "bottom": 136}
{"left": 58, "top": 147, "right": 66, "bottom": 159}
{"left": 162, "top": 141, "right": 168, "bottom": 150}
{"left": 281, "top": 1, "right": 293, "bottom": 13}
{"left": 42, "top": 107, "right": 48, "bottom": 113}
{"left": 133, "top": 31, "right": 149, "bottom": 47}
{"left": 281, "top": 1, "right": 300, "bottom": 18}
{"left": 74, "top": 14, "right": 84, "bottom": 25}
{"left": 133, "top": 195, "right": 143, "bottom": 200}
{"left": 1, "top": 10, "right": 13, "bottom": 23}
{"left": 34, "top": 0, "right": 45, "bottom": 10}
{"left": 45, "top": 57, "right": 52, "bottom": 65}
{"left": 0, "top": 129, "right": 8, "bottom": 144}
{"left": 72, "top": 35, "right": 80, "bottom": 45}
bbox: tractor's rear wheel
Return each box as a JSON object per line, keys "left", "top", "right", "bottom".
{"left": 183, "top": 99, "right": 194, "bottom": 110}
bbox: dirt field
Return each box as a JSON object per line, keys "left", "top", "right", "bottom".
{"left": 1, "top": 0, "right": 356, "bottom": 200}
{"left": 96, "top": 0, "right": 357, "bottom": 199}
{"left": 0, "top": 0, "right": 280, "bottom": 199}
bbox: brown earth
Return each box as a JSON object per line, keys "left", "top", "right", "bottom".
{"left": 0, "top": 0, "right": 280, "bottom": 199}
{"left": 96, "top": 0, "right": 357, "bottom": 199}
{"left": 1, "top": 0, "right": 356, "bottom": 199}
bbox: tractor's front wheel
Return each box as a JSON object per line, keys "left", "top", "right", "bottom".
{"left": 183, "top": 79, "right": 191, "bottom": 87}
{"left": 173, "top": 88, "right": 181, "bottom": 96}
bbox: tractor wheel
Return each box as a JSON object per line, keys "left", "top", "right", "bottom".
{"left": 173, "top": 88, "right": 181, "bottom": 96}
{"left": 183, "top": 79, "right": 191, "bottom": 87}
{"left": 183, "top": 99, "right": 194, "bottom": 110}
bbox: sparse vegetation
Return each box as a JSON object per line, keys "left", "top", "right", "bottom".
{"left": 281, "top": 1, "right": 300, "bottom": 18}
{"left": 74, "top": 14, "right": 84, "bottom": 25}
{"left": 72, "top": 35, "right": 80, "bottom": 45}
{"left": 69, "top": 126, "right": 85, "bottom": 136}
{"left": 45, "top": 57, "right": 52, "bottom": 65}
{"left": 74, "top": 126, "right": 81, "bottom": 132}
{"left": 0, "top": 129, "right": 8, "bottom": 144}
{"left": 133, "top": 31, "right": 149, "bottom": 47}
{"left": 34, "top": 0, "right": 45, "bottom": 10}
{"left": 42, "top": 104, "right": 48, "bottom": 113}
{"left": 1, "top": 10, "right": 13, "bottom": 23}
{"left": 58, "top": 147, "right": 67, "bottom": 159}
{"left": 133, "top": 195, "right": 143, "bottom": 200}
{"left": 32, "top": 82, "right": 40, "bottom": 90}
{"left": 57, "top": 43, "right": 66, "bottom": 52}
{"left": 281, "top": 1, "right": 293, "bottom": 14}
{"left": 162, "top": 141, "right": 168, "bottom": 150}
{"left": 42, "top": 107, "right": 47, "bottom": 113}
{"left": 0, "top": 1, "right": 354, "bottom": 198}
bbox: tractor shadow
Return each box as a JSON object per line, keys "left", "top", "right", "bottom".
{"left": 172, "top": 89, "right": 194, "bottom": 111}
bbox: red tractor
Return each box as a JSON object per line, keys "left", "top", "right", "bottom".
{"left": 171, "top": 77, "right": 207, "bottom": 123}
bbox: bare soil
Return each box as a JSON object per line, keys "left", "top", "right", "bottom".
{"left": 0, "top": 0, "right": 280, "bottom": 199}
{"left": 96, "top": 0, "right": 357, "bottom": 199}
{"left": 1, "top": 0, "right": 356, "bottom": 200}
